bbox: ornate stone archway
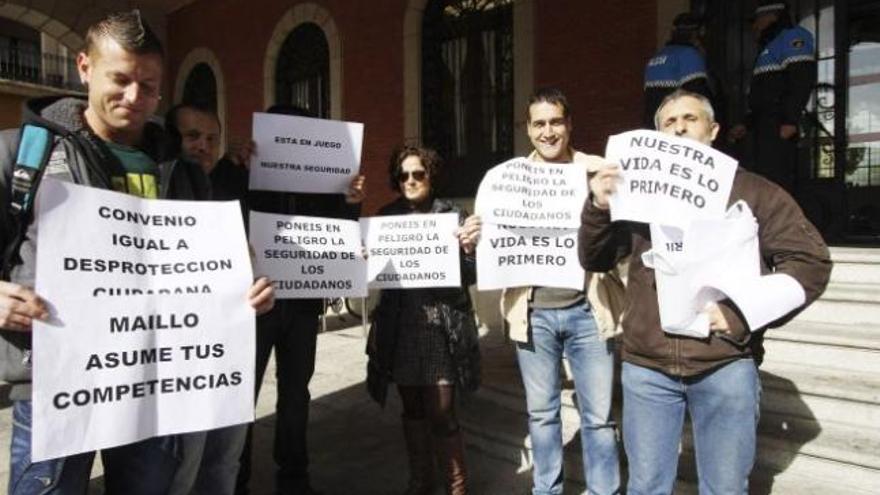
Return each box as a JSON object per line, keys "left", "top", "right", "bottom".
{"left": 0, "top": 2, "right": 85, "bottom": 50}
{"left": 263, "top": 3, "right": 342, "bottom": 119}
{"left": 174, "top": 47, "right": 227, "bottom": 148}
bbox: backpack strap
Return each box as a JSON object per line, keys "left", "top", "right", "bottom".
{"left": 3, "top": 124, "right": 55, "bottom": 279}
{"left": 9, "top": 125, "right": 53, "bottom": 215}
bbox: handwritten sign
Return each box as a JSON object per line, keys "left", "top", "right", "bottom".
{"left": 32, "top": 178, "right": 254, "bottom": 461}
{"left": 250, "top": 212, "right": 366, "bottom": 299}
{"left": 605, "top": 130, "right": 737, "bottom": 227}
{"left": 361, "top": 213, "right": 461, "bottom": 289}
{"left": 475, "top": 157, "right": 588, "bottom": 229}
{"left": 250, "top": 112, "right": 364, "bottom": 194}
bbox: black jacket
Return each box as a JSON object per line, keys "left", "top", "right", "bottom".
{"left": 366, "top": 197, "right": 480, "bottom": 405}
{"left": 748, "top": 21, "right": 816, "bottom": 128}
{"left": 643, "top": 41, "right": 715, "bottom": 129}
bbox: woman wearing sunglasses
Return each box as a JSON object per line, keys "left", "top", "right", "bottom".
{"left": 366, "top": 145, "right": 480, "bottom": 495}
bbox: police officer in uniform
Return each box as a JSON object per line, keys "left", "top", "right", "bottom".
{"left": 643, "top": 13, "right": 714, "bottom": 128}
{"left": 730, "top": 0, "right": 816, "bottom": 193}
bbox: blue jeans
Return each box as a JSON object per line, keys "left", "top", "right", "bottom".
{"left": 9, "top": 399, "right": 180, "bottom": 495}
{"left": 622, "top": 359, "right": 761, "bottom": 495}
{"left": 516, "top": 302, "right": 620, "bottom": 495}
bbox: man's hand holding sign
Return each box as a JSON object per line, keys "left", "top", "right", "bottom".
{"left": 31, "top": 179, "right": 268, "bottom": 461}
{"left": 579, "top": 89, "right": 831, "bottom": 494}
{"left": 587, "top": 98, "right": 811, "bottom": 338}
{"left": 604, "top": 130, "right": 738, "bottom": 228}
{"left": 0, "top": 281, "right": 49, "bottom": 332}
{"left": 473, "top": 157, "right": 588, "bottom": 290}
{"left": 249, "top": 112, "right": 365, "bottom": 195}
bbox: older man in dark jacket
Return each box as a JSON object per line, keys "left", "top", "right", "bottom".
{"left": 580, "top": 89, "right": 831, "bottom": 494}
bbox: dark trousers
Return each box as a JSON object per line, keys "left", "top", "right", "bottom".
{"left": 753, "top": 117, "right": 798, "bottom": 194}
{"left": 237, "top": 299, "right": 321, "bottom": 494}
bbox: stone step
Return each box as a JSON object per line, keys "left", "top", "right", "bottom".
{"left": 471, "top": 341, "right": 880, "bottom": 490}
{"left": 462, "top": 382, "right": 880, "bottom": 494}
{"left": 829, "top": 247, "right": 880, "bottom": 285}
{"left": 821, "top": 282, "right": 880, "bottom": 303}
{"left": 759, "top": 361, "right": 880, "bottom": 429}
{"left": 831, "top": 261, "right": 880, "bottom": 285}
{"left": 680, "top": 410, "right": 880, "bottom": 473}
{"left": 755, "top": 414, "right": 880, "bottom": 472}
{"left": 763, "top": 321, "right": 880, "bottom": 373}
{"left": 479, "top": 355, "right": 880, "bottom": 431}
{"left": 830, "top": 246, "right": 880, "bottom": 261}
{"left": 677, "top": 437, "right": 879, "bottom": 495}
{"left": 767, "top": 320, "right": 880, "bottom": 351}
{"left": 479, "top": 365, "right": 880, "bottom": 469}
{"left": 794, "top": 283, "right": 880, "bottom": 325}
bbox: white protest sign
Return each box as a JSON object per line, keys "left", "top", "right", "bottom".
{"left": 475, "top": 157, "right": 588, "bottom": 229}
{"left": 643, "top": 224, "right": 716, "bottom": 338}
{"left": 250, "top": 112, "right": 364, "bottom": 194}
{"left": 250, "top": 212, "right": 367, "bottom": 299}
{"left": 476, "top": 223, "right": 584, "bottom": 291}
{"left": 32, "top": 178, "right": 255, "bottom": 462}
{"left": 605, "top": 130, "right": 737, "bottom": 227}
{"left": 361, "top": 213, "right": 461, "bottom": 289}
{"left": 642, "top": 201, "right": 805, "bottom": 338}
{"left": 684, "top": 202, "right": 805, "bottom": 331}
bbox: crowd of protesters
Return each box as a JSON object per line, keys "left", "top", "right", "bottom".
{"left": 0, "top": 3, "right": 831, "bottom": 495}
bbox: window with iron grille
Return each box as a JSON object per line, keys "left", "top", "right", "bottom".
{"left": 0, "top": 18, "right": 41, "bottom": 85}
{"left": 422, "top": 0, "right": 514, "bottom": 197}
{"left": 275, "top": 23, "right": 329, "bottom": 118}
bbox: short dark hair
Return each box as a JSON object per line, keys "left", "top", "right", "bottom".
{"left": 388, "top": 145, "right": 443, "bottom": 192}
{"left": 85, "top": 10, "right": 164, "bottom": 58}
{"left": 164, "top": 103, "right": 220, "bottom": 158}
{"left": 527, "top": 87, "right": 570, "bottom": 121}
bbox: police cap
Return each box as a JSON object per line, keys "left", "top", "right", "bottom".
{"left": 672, "top": 13, "right": 702, "bottom": 32}
{"left": 755, "top": 1, "right": 788, "bottom": 16}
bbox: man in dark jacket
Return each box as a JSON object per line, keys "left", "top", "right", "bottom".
{"left": 188, "top": 103, "right": 365, "bottom": 495}
{"left": 164, "top": 102, "right": 249, "bottom": 206}
{"left": 581, "top": 89, "right": 831, "bottom": 494}
{"left": 162, "top": 103, "right": 255, "bottom": 495}
{"left": 729, "top": 0, "right": 816, "bottom": 193}
{"left": 0, "top": 12, "right": 273, "bottom": 495}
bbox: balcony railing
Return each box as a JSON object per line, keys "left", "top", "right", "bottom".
{"left": 0, "top": 47, "right": 85, "bottom": 92}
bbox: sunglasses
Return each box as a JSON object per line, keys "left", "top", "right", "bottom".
{"left": 398, "top": 170, "right": 427, "bottom": 182}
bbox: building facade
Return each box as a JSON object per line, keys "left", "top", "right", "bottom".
{"left": 164, "top": 0, "right": 658, "bottom": 213}
{"left": 0, "top": 0, "right": 877, "bottom": 241}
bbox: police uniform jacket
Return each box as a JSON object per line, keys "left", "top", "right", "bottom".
{"left": 749, "top": 22, "right": 816, "bottom": 127}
